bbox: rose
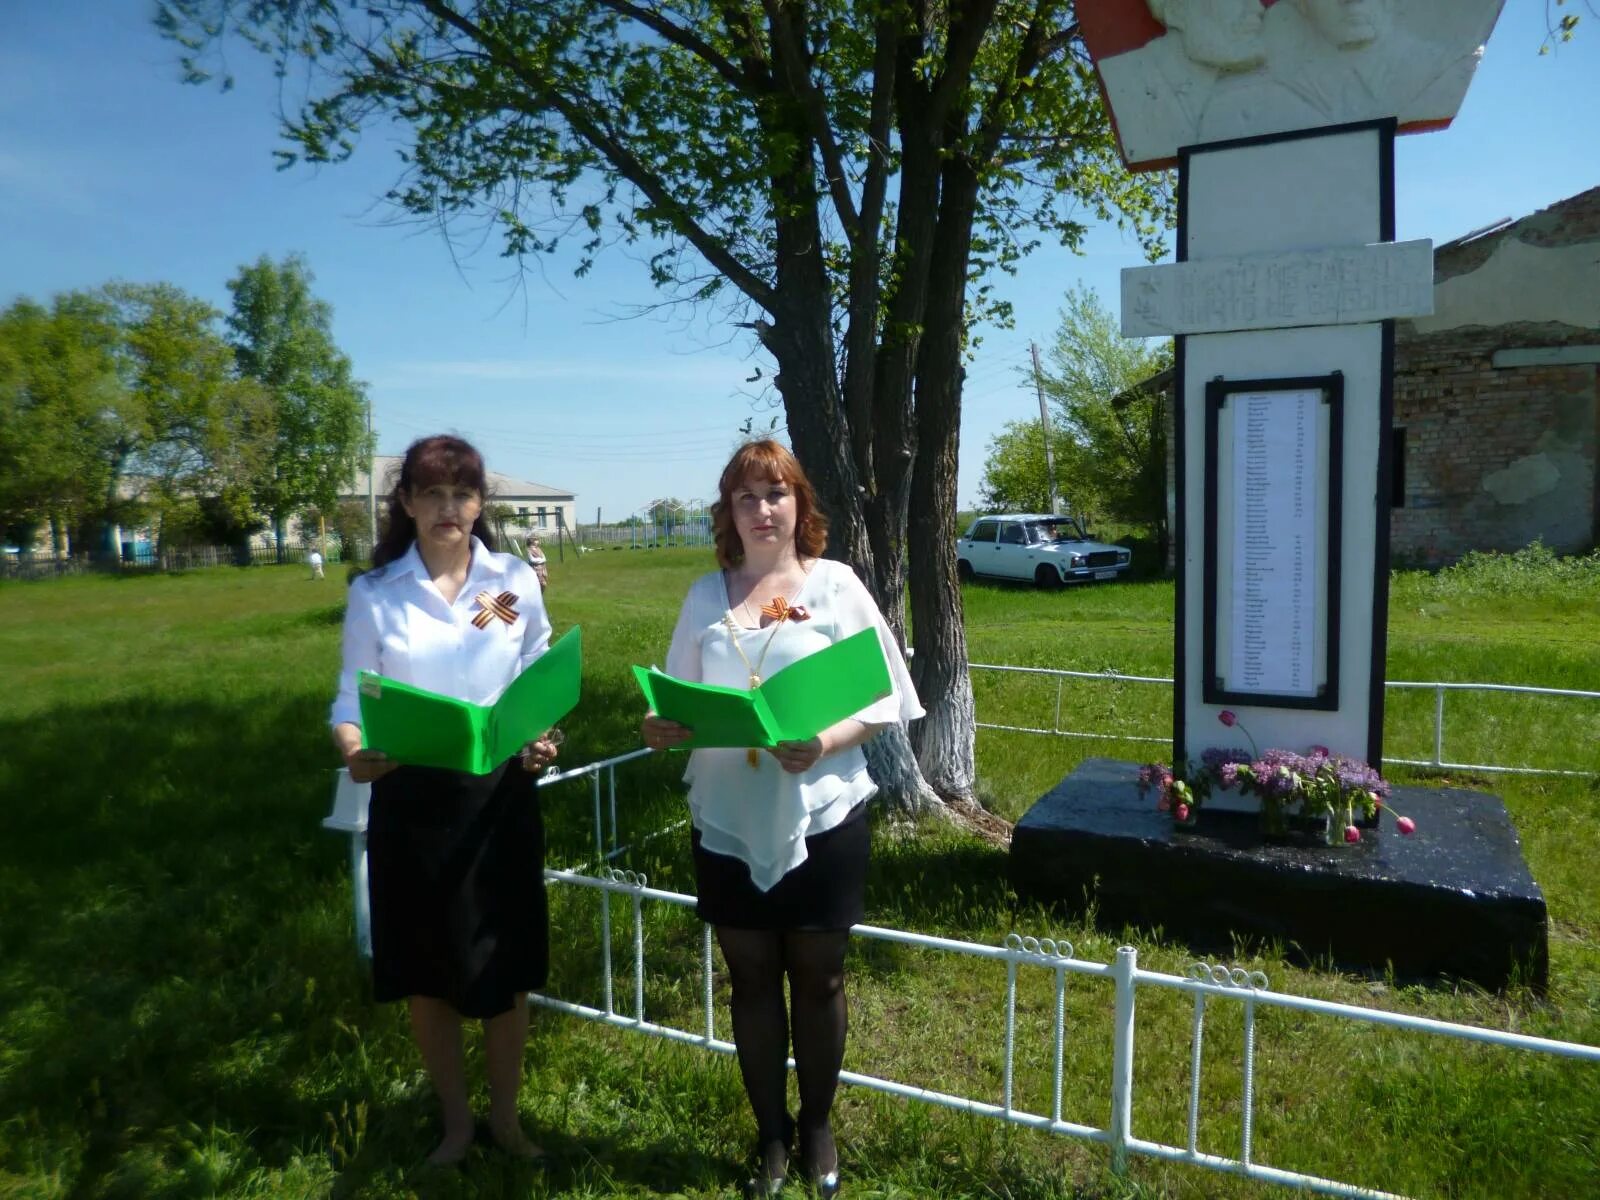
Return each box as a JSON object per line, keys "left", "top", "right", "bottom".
{"left": 1217, "top": 710, "right": 1261, "bottom": 758}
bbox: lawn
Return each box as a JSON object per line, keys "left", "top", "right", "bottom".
{"left": 1, "top": 549, "right": 1596, "bottom": 1199}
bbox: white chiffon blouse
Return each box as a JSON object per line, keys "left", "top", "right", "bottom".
{"left": 663, "top": 558, "right": 924, "bottom": 891}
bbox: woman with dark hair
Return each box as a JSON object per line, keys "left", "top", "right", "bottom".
{"left": 331, "top": 435, "right": 560, "bottom": 1165}
{"left": 640, "top": 439, "right": 922, "bottom": 1197}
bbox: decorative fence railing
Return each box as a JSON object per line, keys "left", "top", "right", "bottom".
{"left": 969, "top": 662, "right": 1600, "bottom": 779}
{"left": 574, "top": 518, "right": 714, "bottom": 549}
{"left": 1, "top": 542, "right": 358, "bottom": 579}
{"left": 324, "top": 747, "right": 1600, "bottom": 1199}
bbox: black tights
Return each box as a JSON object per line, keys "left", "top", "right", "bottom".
{"left": 717, "top": 926, "right": 849, "bottom": 1179}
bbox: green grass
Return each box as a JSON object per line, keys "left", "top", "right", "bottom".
{"left": 1, "top": 551, "right": 1597, "bottom": 1199}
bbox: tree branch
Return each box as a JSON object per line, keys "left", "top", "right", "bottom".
{"left": 412, "top": 0, "right": 776, "bottom": 310}
{"left": 760, "top": 0, "right": 860, "bottom": 241}
{"left": 594, "top": 0, "right": 761, "bottom": 93}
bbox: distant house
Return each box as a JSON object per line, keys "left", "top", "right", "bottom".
{"left": 1391, "top": 186, "right": 1600, "bottom": 566}
{"left": 342, "top": 455, "right": 578, "bottom": 537}
{"left": 1141, "top": 186, "right": 1600, "bottom": 571}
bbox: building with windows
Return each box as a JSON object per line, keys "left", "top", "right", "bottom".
{"left": 343, "top": 455, "right": 578, "bottom": 537}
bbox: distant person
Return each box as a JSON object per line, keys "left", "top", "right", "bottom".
{"left": 308, "top": 548, "right": 325, "bottom": 580}
{"left": 526, "top": 533, "right": 549, "bottom": 590}
{"left": 331, "top": 434, "right": 560, "bottom": 1165}
{"left": 640, "top": 439, "right": 923, "bottom": 1197}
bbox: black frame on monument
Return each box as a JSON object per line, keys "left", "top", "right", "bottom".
{"left": 1172, "top": 117, "right": 1397, "bottom": 764}
{"left": 1202, "top": 372, "right": 1344, "bottom": 711}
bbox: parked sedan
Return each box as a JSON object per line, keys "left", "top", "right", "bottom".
{"left": 956, "top": 514, "right": 1132, "bottom": 587}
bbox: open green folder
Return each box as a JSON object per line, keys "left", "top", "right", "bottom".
{"left": 358, "top": 626, "right": 582, "bottom": 774}
{"left": 633, "top": 626, "right": 892, "bottom": 749}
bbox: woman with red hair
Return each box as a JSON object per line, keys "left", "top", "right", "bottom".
{"left": 641, "top": 439, "right": 922, "bottom": 1197}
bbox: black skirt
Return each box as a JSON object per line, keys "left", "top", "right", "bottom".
{"left": 692, "top": 803, "right": 869, "bottom": 931}
{"left": 367, "top": 761, "right": 548, "bottom": 1019}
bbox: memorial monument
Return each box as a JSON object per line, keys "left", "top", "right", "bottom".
{"left": 1010, "top": 0, "right": 1548, "bottom": 990}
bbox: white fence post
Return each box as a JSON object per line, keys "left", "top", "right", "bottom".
{"left": 1110, "top": 945, "right": 1138, "bottom": 1174}
{"left": 1433, "top": 685, "right": 1445, "bottom": 768}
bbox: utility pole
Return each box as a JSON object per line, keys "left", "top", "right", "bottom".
{"left": 1031, "top": 341, "right": 1059, "bottom": 514}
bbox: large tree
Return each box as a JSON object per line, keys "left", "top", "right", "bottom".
{"left": 1033, "top": 285, "right": 1171, "bottom": 547}
{"left": 225, "top": 254, "right": 368, "bottom": 556}
{"left": 0, "top": 294, "right": 126, "bottom": 554}
{"left": 160, "top": 1, "right": 1168, "bottom": 812}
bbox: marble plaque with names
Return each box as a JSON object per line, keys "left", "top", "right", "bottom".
{"left": 1229, "top": 390, "right": 1321, "bottom": 698}
{"left": 1121, "top": 240, "right": 1433, "bottom": 337}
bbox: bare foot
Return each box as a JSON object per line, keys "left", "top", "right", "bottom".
{"left": 425, "top": 1125, "right": 474, "bottom": 1167}
{"left": 488, "top": 1120, "right": 545, "bottom": 1161}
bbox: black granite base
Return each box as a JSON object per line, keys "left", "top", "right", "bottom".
{"left": 1010, "top": 758, "right": 1548, "bottom": 991}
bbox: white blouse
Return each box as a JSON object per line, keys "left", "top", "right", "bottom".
{"left": 331, "top": 537, "right": 552, "bottom": 731}
{"left": 663, "top": 558, "right": 924, "bottom": 891}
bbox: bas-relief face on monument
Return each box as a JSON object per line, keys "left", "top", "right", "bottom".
{"left": 1291, "top": 0, "right": 1389, "bottom": 49}
{"left": 1149, "top": 0, "right": 1267, "bottom": 70}
{"left": 1086, "top": 0, "right": 1505, "bottom": 170}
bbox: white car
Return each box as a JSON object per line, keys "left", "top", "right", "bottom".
{"left": 956, "top": 514, "right": 1132, "bottom": 587}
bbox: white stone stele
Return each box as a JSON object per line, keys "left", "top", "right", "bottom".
{"left": 1178, "top": 125, "right": 1390, "bottom": 775}
{"left": 1121, "top": 239, "right": 1434, "bottom": 337}
{"left": 1097, "top": 0, "right": 1503, "bottom": 170}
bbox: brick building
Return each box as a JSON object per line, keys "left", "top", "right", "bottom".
{"left": 1148, "top": 186, "right": 1600, "bottom": 571}
{"left": 1390, "top": 187, "right": 1599, "bottom": 565}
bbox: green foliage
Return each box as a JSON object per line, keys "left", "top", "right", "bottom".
{"left": 979, "top": 289, "right": 1171, "bottom": 539}
{"left": 0, "top": 293, "right": 124, "bottom": 544}
{"left": 1394, "top": 540, "right": 1600, "bottom": 603}
{"left": 0, "top": 284, "right": 278, "bottom": 553}
{"left": 225, "top": 254, "right": 368, "bottom": 531}
{"left": 1045, "top": 286, "right": 1171, "bottom": 534}
{"left": 978, "top": 417, "right": 1071, "bottom": 514}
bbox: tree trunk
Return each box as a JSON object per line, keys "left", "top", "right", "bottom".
{"left": 764, "top": 195, "right": 942, "bottom": 817}
{"left": 907, "top": 152, "right": 982, "bottom": 802}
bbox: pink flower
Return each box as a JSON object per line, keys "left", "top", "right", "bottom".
{"left": 1310, "top": 745, "right": 1330, "bottom": 757}
{"left": 1344, "top": 825, "right": 1361, "bottom": 844}
{"left": 1397, "top": 816, "right": 1416, "bottom": 835}
{"left": 1219, "top": 710, "right": 1237, "bottom": 727}
{"left": 1175, "top": 803, "right": 1190, "bottom": 822}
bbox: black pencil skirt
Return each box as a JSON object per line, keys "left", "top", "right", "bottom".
{"left": 692, "top": 802, "right": 870, "bottom": 931}
{"left": 366, "top": 761, "right": 548, "bottom": 1019}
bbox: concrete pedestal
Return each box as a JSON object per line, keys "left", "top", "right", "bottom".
{"left": 1010, "top": 758, "right": 1548, "bottom": 991}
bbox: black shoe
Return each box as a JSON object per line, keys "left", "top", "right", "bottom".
{"left": 797, "top": 1118, "right": 840, "bottom": 1197}
{"left": 742, "top": 1113, "right": 794, "bottom": 1198}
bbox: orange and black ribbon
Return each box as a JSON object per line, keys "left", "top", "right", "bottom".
{"left": 471, "top": 590, "right": 520, "bottom": 629}
{"left": 759, "top": 596, "right": 810, "bottom": 623}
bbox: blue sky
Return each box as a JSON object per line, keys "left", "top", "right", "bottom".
{"left": 3, "top": 2, "right": 1595, "bottom": 519}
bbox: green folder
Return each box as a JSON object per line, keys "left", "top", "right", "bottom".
{"left": 633, "top": 626, "right": 893, "bottom": 749}
{"left": 358, "top": 626, "right": 582, "bottom": 773}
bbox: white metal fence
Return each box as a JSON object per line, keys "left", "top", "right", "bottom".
{"left": 325, "top": 748, "right": 1600, "bottom": 1198}
{"left": 970, "top": 662, "right": 1600, "bottom": 778}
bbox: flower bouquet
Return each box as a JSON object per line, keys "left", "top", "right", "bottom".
{"left": 1140, "top": 711, "right": 1418, "bottom": 845}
